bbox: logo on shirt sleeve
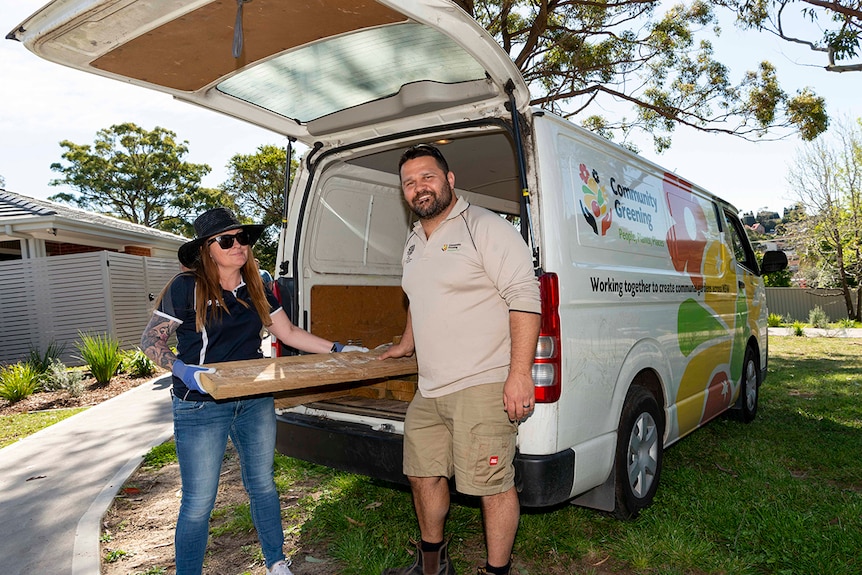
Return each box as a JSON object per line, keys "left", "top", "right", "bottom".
{"left": 405, "top": 244, "right": 416, "bottom": 264}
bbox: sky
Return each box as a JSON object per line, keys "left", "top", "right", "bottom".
{"left": 1, "top": 1, "right": 859, "bottom": 218}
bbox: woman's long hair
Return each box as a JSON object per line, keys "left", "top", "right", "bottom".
{"left": 189, "top": 242, "right": 273, "bottom": 332}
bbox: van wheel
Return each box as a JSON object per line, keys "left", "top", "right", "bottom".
{"left": 732, "top": 347, "right": 759, "bottom": 423}
{"left": 614, "top": 386, "right": 664, "bottom": 519}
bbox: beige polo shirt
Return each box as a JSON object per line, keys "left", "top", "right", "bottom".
{"left": 402, "top": 197, "right": 541, "bottom": 397}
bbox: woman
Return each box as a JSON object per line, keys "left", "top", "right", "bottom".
{"left": 141, "top": 207, "right": 364, "bottom": 575}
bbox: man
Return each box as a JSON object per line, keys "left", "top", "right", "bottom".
{"left": 380, "top": 144, "right": 541, "bottom": 575}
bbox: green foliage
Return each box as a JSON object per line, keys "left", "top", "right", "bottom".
{"left": 767, "top": 312, "right": 784, "bottom": 327}
{"left": 792, "top": 320, "right": 807, "bottom": 336}
{"left": 210, "top": 503, "right": 255, "bottom": 536}
{"left": 0, "top": 363, "right": 42, "bottom": 402}
{"left": 75, "top": 332, "right": 122, "bottom": 385}
{"left": 729, "top": 0, "right": 862, "bottom": 71}
{"left": 104, "top": 549, "right": 129, "bottom": 563}
{"left": 142, "top": 441, "right": 178, "bottom": 469}
{"left": 809, "top": 305, "right": 831, "bottom": 328}
{"left": 220, "top": 144, "right": 298, "bottom": 272}
{"left": 48, "top": 123, "right": 212, "bottom": 234}
{"left": 787, "top": 89, "right": 830, "bottom": 141}
{"left": 459, "top": 0, "right": 830, "bottom": 149}
{"left": 121, "top": 348, "right": 156, "bottom": 378}
{"left": 784, "top": 118, "right": 862, "bottom": 320}
{"left": 26, "top": 341, "right": 66, "bottom": 375}
{"left": 838, "top": 317, "right": 857, "bottom": 328}
{"left": 41, "top": 359, "right": 85, "bottom": 397}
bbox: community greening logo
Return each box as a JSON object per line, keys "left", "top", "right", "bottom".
{"left": 578, "top": 163, "right": 612, "bottom": 236}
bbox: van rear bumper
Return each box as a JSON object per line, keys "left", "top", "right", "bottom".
{"left": 276, "top": 412, "right": 575, "bottom": 507}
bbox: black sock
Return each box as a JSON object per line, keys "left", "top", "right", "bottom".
{"left": 420, "top": 539, "right": 444, "bottom": 553}
{"left": 484, "top": 560, "right": 510, "bottom": 575}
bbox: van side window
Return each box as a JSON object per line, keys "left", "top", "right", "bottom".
{"left": 723, "top": 210, "right": 758, "bottom": 273}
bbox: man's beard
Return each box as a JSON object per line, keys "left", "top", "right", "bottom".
{"left": 411, "top": 181, "right": 454, "bottom": 219}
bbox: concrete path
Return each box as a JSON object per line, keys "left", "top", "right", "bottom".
{"left": 0, "top": 374, "right": 173, "bottom": 575}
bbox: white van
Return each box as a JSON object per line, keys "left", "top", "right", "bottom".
{"left": 13, "top": 0, "right": 787, "bottom": 517}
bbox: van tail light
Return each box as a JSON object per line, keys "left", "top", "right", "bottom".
{"left": 534, "top": 272, "right": 561, "bottom": 403}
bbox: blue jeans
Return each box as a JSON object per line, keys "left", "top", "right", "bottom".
{"left": 172, "top": 395, "right": 285, "bottom": 575}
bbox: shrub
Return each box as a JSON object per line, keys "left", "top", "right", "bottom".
{"left": 25, "top": 342, "right": 66, "bottom": 375}
{"left": 76, "top": 332, "right": 122, "bottom": 385}
{"left": 0, "top": 363, "right": 42, "bottom": 402}
{"left": 838, "top": 317, "right": 856, "bottom": 328}
{"left": 42, "top": 359, "right": 85, "bottom": 397}
{"left": 121, "top": 349, "right": 156, "bottom": 378}
{"left": 808, "top": 305, "right": 830, "bottom": 329}
{"left": 792, "top": 320, "right": 806, "bottom": 336}
{"left": 767, "top": 313, "right": 783, "bottom": 327}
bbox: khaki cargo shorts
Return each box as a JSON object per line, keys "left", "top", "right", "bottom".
{"left": 402, "top": 381, "right": 518, "bottom": 497}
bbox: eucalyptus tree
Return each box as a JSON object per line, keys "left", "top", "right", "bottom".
{"left": 48, "top": 123, "right": 215, "bottom": 234}
{"left": 453, "top": 0, "right": 829, "bottom": 151}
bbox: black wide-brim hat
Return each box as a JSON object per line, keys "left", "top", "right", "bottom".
{"left": 178, "top": 207, "right": 266, "bottom": 268}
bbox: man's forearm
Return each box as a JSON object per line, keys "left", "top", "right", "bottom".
{"left": 509, "top": 310, "right": 541, "bottom": 374}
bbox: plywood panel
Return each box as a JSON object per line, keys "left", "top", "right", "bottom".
{"left": 310, "top": 285, "right": 407, "bottom": 349}
{"left": 200, "top": 348, "right": 417, "bottom": 400}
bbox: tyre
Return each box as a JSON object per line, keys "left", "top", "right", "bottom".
{"left": 614, "top": 386, "right": 664, "bottom": 519}
{"left": 731, "top": 346, "right": 759, "bottom": 423}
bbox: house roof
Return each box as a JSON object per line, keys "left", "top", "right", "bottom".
{"left": 0, "top": 189, "right": 187, "bottom": 258}
{"left": 0, "top": 192, "right": 57, "bottom": 218}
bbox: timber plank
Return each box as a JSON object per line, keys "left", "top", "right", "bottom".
{"left": 199, "top": 349, "right": 417, "bottom": 399}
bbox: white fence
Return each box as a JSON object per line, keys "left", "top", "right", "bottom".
{"left": 0, "top": 252, "right": 179, "bottom": 366}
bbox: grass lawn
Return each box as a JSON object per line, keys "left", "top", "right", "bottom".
{"left": 46, "top": 335, "right": 862, "bottom": 574}
{"left": 263, "top": 336, "right": 862, "bottom": 575}
{"left": 0, "top": 407, "right": 87, "bottom": 448}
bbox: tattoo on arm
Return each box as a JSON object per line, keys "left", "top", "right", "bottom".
{"left": 141, "top": 315, "right": 180, "bottom": 370}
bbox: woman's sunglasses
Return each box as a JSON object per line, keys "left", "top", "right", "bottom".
{"left": 207, "top": 230, "right": 251, "bottom": 250}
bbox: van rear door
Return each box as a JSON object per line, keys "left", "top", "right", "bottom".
{"left": 11, "top": 0, "right": 529, "bottom": 150}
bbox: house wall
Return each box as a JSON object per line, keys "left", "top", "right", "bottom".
{"left": 0, "top": 252, "right": 179, "bottom": 366}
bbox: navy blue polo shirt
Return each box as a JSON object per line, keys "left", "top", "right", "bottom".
{"left": 157, "top": 272, "right": 279, "bottom": 399}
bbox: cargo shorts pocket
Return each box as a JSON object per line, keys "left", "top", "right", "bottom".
{"left": 467, "top": 422, "right": 516, "bottom": 488}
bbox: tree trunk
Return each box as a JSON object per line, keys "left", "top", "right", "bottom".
{"left": 835, "top": 242, "right": 855, "bottom": 319}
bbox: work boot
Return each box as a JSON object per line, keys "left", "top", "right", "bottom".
{"left": 382, "top": 540, "right": 456, "bottom": 575}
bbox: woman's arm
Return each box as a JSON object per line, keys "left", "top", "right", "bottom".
{"left": 267, "top": 308, "right": 334, "bottom": 354}
{"left": 141, "top": 313, "right": 180, "bottom": 370}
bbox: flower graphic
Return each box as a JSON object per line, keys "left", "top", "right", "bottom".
{"left": 664, "top": 171, "right": 752, "bottom": 431}
{"left": 664, "top": 174, "right": 707, "bottom": 289}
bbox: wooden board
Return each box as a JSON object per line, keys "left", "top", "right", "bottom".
{"left": 198, "top": 349, "right": 417, "bottom": 400}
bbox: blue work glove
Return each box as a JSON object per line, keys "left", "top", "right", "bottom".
{"left": 172, "top": 359, "right": 216, "bottom": 394}
{"left": 330, "top": 342, "right": 370, "bottom": 353}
